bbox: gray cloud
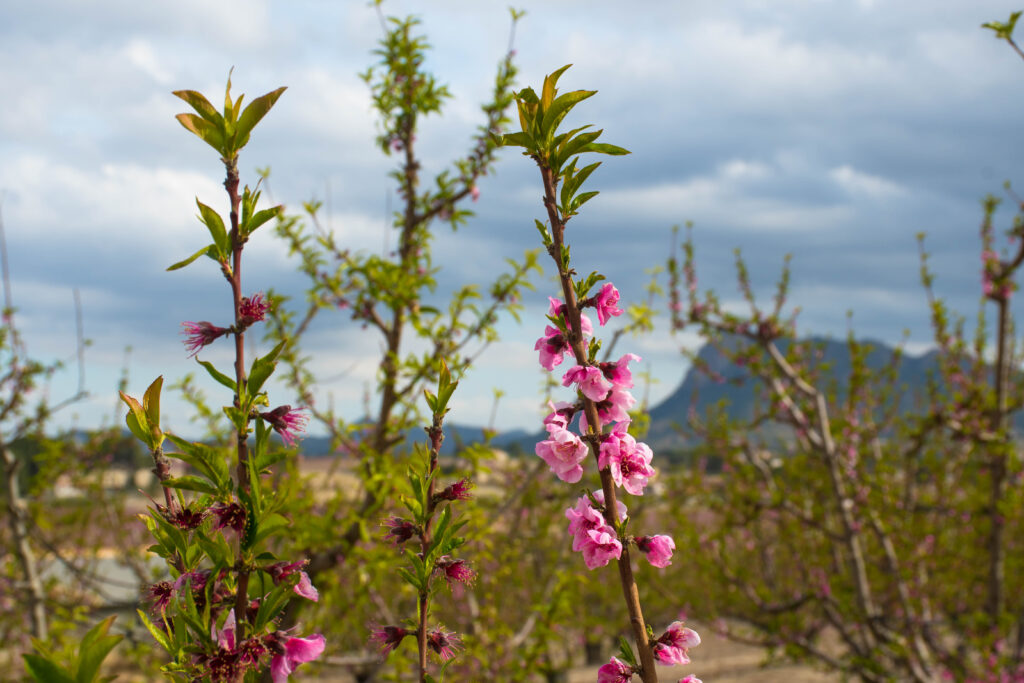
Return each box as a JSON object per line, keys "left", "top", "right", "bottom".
{"left": 2, "top": 0, "right": 1021, "bottom": 435}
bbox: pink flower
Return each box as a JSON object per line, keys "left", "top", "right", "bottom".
{"left": 654, "top": 621, "right": 701, "bottom": 667}
{"left": 293, "top": 571, "right": 319, "bottom": 602}
{"left": 266, "top": 561, "right": 319, "bottom": 602}
{"left": 535, "top": 326, "right": 570, "bottom": 371}
{"left": 566, "top": 500, "right": 612, "bottom": 552}
{"left": 579, "top": 387, "right": 636, "bottom": 432}
{"left": 259, "top": 406, "right": 307, "bottom": 447}
{"left": 581, "top": 528, "right": 623, "bottom": 569}
{"left": 637, "top": 535, "right": 675, "bottom": 568}
{"left": 678, "top": 677, "right": 702, "bottom": 683}
{"left": 239, "top": 292, "right": 269, "bottom": 324}
{"left": 435, "top": 557, "right": 476, "bottom": 587}
{"left": 597, "top": 656, "right": 634, "bottom": 683}
{"left": 543, "top": 400, "right": 575, "bottom": 431}
{"left": 593, "top": 283, "right": 623, "bottom": 326}
{"left": 383, "top": 516, "right": 418, "bottom": 545}
{"left": 181, "top": 321, "right": 229, "bottom": 357}
{"left": 599, "top": 421, "right": 656, "bottom": 495}
{"left": 369, "top": 625, "right": 409, "bottom": 657}
{"left": 470, "top": 185, "right": 480, "bottom": 201}
{"left": 600, "top": 353, "right": 642, "bottom": 388}
{"left": 535, "top": 425, "right": 588, "bottom": 483}
{"left": 426, "top": 626, "right": 461, "bottom": 661}
{"left": 547, "top": 296, "right": 593, "bottom": 336}
{"left": 270, "top": 634, "right": 325, "bottom": 683}
{"left": 562, "top": 365, "right": 612, "bottom": 402}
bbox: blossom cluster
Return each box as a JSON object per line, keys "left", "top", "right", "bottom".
{"left": 534, "top": 281, "right": 702, "bottom": 680}
{"left": 533, "top": 284, "right": 671, "bottom": 569}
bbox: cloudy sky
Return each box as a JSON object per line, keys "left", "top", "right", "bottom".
{"left": 2, "top": 0, "right": 1022, "bottom": 438}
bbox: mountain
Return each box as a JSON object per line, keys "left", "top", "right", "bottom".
{"left": 644, "top": 335, "right": 951, "bottom": 452}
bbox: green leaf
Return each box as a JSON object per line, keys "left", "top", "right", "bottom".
{"left": 164, "top": 475, "right": 219, "bottom": 496}
{"left": 172, "top": 90, "right": 223, "bottom": 126}
{"left": 497, "top": 131, "right": 534, "bottom": 150}
{"left": 165, "top": 435, "right": 230, "bottom": 490}
{"left": 136, "top": 609, "right": 172, "bottom": 652}
{"left": 251, "top": 512, "right": 289, "bottom": 549}
{"left": 254, "top": 582, "right": 294, "bottom": 631}
{"left": 75, "top": 616, "right": 122, "bottom": 683}
{"left": 167, "top": 244, "right": 216, "bottom": 271}
{"left": 119, "top": 392, "right": 153, "bottom": 449}
{"left": 175, "top": 113, "right": 226, "bottom": 155}
{"left": 247, "top": 340, "right": 287, "bottom": 396}
{"left": 22, "top": 655, "right": 75, "bottom": 683}
{"left": 243, "top": 206, "right": 282, "bottom": 236}
{"left": 143, "top": 376, "right": 163, "bottom": 432}
{"left": 196, "top": 360, "right": 237, "bottom": 392}
{"left": 541, "top": 90, "right": 595, "bottom": 142}
{"left": 540, "top": 64, "right": 572, "bottom": 110}
{"left": 195, "top": 199, "right": 229, "bottom": 256}
{"left": 234, "top": 87, "right": 287, "bottom": 149}
{"left": 579, "top": 142, "right": 630, "bottom": 156}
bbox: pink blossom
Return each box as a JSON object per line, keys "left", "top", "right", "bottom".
{"left": 637, "top": 534, "right": 675, "bottom": 568}
{"left": 266, "top": 561, "right": 319, "bottom": 602}
{"left": 535, "top": 326, "right": 569, "bottom": 371}
{"left": 593, "top": 282, "right": 623, "bottom": 326}
{"left": 580, "top": 387, "right": 636, "bottom": 432}
{"left": 678, "top": 677, "right": 703, "bottom": 683}
{"left": 181, "top": 321, "right": 229, "bottom": 357}
{"left": 293, "top": 571, "right": 319, "bottom": 602}
{"left": 547, "top": 296, "right": 593, "bottom": 336}
{"left": 270, "top": 634, "right": 325, "bottom": 683}
{"left": 535, "top": 426, "right": 588, "bottom": 483}
{"left": 426, "top": 626, "right": 461, "bottom": 661}
{"left": 259, "top": 406, "right": 308, "bottom": 447}
{"left": 599, "top": 421, "right": 656, "bottom": 495}
{"left": 543, "top": 400, "right": 575, "bottom": 431}
{"left": 654, "top": 621, "right": 701, "bottom": 667}
{"left": 470, "top": 185, "right": 480, "bottom": 201}
{"left": 239, "top": 292, "right": 269, "bottom": 324}
{"left": 369, "top": 625, "right": 409, "bottom": 657}
{"left": 597, "top": 656, "right": 634, "bottom": 683}
{"left": 562, "top": 365, "right": 612, "bottom": 402}
{"left": 600, "top": 353, "right": 642, "bottom": 388}
{"left": 581, "top": 528, "right": 623, "bottom": 569}
{"left": 566, "top": 499, "right": 613, "bottom": 552}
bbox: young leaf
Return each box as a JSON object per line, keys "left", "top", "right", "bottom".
{"left": 195, "top": 199, "right": 229, "bottom": 256}
{"left": 175, "top": 114, "right": 226, "bottom": 155}
{"left": 172, "top": 90, "right": 223, "bottom": 126}
{"left": 234, "top": 87, "right": 287, "bottom": 149}
{"left": 22, "top": 655, "right": 75, "bottom": 683}
{"left": 164, "top": 475, "right": 219, "bottom": 496}
{"left": 75, "top": 616, "right": 122, "bottom": 683}
{"left": 167, "top": 244, "right": 215, "bottom": 272}
{"left": 143, "top": 376, "right": 163, "bottom": 430}
{"left": 197, "top": 360, "right": 237, "bottom": 392}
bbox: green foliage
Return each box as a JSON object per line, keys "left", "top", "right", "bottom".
{"left": 24, "top": 616, "right": 123, "bottom": 683}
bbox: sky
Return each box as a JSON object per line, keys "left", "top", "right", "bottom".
{"left": 1, "top": 0, "right": 1022, "bottom": 439}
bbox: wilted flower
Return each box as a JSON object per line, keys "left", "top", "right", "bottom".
{"left": 239, "top": 292, "right": 269, "bottom": 325}
{"left": 259, "top": 406, "right": 308, "bottom": 447}
{"left": 147, "top": 580, "right": 173, "bottom": 613}
{"left": 435, "top": 556, "right": 476, "bottom": 587}
{"left": 211, "top": 502, "right": 246, "bottom": 535}
{"left": 369, "top": 624, "right": 409, "bottom": 657}
{"left": 436, "top": 478, "right": 473, "bottom": 502}
{"left": 383, "top": 516, "right": 418, "bottom": 545}
{"left": 426, "top": 626, "right": 461, "bottom": 661}
{"left": 181, "top": 321, "right": 229, "bottom": 357}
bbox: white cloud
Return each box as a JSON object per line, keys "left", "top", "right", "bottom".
{"left": 122, "top": 38, "right": 173, "bottom": 85}
{"left": 830, "top": 165, "right": 907, "bottom": 198}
